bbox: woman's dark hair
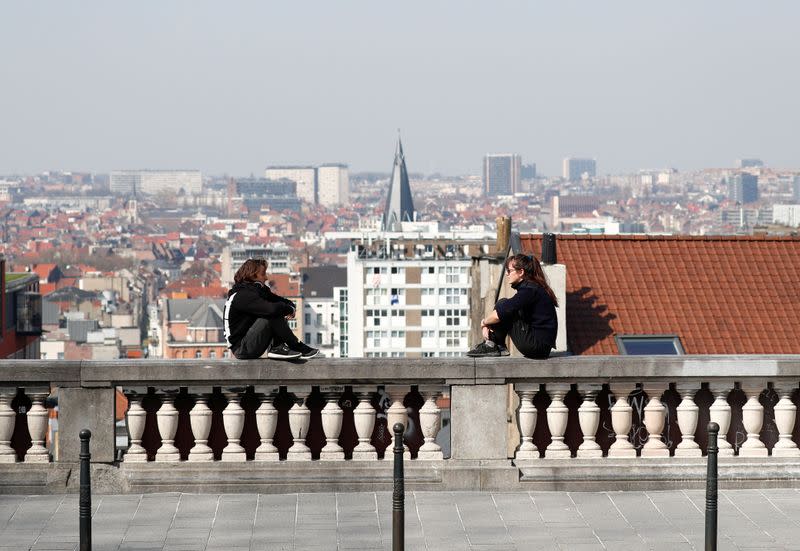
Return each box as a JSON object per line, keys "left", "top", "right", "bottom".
{"left": 234, "top": 258, "right": 267, "bottom": 285}
{"left": 505, "top": 253, "right": 559, "bottom": 307}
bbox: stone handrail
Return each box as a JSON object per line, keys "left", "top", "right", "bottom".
{"left": 3, "top": 356, "right": 800, "bottom": 492}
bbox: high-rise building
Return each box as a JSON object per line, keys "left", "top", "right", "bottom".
{"left": 562, "top": 158, "right": 597, "bottom": 182}
{"left": 265, "top": 166, "right": 317, "bottom": 204}
{"left": 382, "top": 138, "right": 415, "bottom": 231}
{"left": 110, "top": 170, "right": 202, "bottom": 196}
{"left": 735, "top": 158, "right": 764, "bottom": 169}
{"left": 727, "top": 173, "right": 759, "bottom": 204}
{"left": 521, "top": 163, "right": 537, "bottom": 180}
{"left": 793, "top": 176, "right": 800, "bottom": 202}
{"left": 317, "top": 164, "right": 349, "bottom": 207}
{"left": 483, "top": 154, "right": 521, "bottom": 196}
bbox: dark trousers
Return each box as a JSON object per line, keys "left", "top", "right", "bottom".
{"left": 234, "top": 317, "right": 299, "bottom": 359}
{"left": 488, "top": 298, "right": 553, "bottom": 359}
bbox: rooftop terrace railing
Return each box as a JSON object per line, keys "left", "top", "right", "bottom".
{"left": 3, "top": 356, "right": 800, "bottom": 492}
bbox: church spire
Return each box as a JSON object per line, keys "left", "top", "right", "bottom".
{"left": 382, "top": 133, "right": 415, "bottom": 231}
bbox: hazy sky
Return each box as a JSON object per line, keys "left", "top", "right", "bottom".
{"left": 2, "top": 2, "right": 799, "bottom": 177}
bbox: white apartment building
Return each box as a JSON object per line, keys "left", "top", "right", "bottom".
{"left": 220, "top": 244, "right": 291, "bottom": 288}
{"left": 302, "top": 298, "right": 339, "bottom": 357}
{"left": 345, "top": 250, "right": 472, "bottom": 358}
{"left": 317, "top": 164, "right": 349, "bottom": 207}
{"left": 110, "top": 170, "right": 202, "bottom": 196}
{"left": 265, "top": 166, "right": 316, "bottom": 204}
{"left": 773, "top": 204, "right": 800, "bottom": 228}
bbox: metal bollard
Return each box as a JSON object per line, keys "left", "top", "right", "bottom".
{"left": 705, "top": 422, "right": 719, "bottom": 551}
{"left": 392, "top": 423, "right": 405, "bottom": 551}
{"left": 79, "top": 429, "right": 92, "bottom": 551}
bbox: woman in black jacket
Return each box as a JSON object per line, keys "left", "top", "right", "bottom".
{"left": 223, "top": 258, "right": 318, "bottom": 360}
{"left": 467, "top": 253, "right": 558, "bottom": 359}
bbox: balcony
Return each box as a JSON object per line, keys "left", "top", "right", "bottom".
{"left": 2, "top": 356, "right": 800, "bottom": 494}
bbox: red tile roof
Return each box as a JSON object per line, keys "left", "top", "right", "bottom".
{"left": 519, "top": 234, "right": 800, "bottom": 355}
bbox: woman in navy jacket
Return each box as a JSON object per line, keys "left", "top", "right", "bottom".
{"left": 467, "top": 253, "right": 558, "bottom": 359}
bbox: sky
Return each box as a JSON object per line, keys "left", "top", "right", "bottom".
{"left": 1, "top": 1, "right": 799, "bottom": 177}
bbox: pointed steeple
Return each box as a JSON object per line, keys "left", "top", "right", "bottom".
{"left": 382, "top": 133, "right": 415, "bottom": 231}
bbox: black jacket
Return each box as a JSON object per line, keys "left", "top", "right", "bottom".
{"left": 223, "top": 281, "right": 296, "bottom": 350}
{"left": 495, "top": 280, "right": 558, "bottom": 348}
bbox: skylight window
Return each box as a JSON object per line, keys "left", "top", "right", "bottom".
{"left": 616, "top": 335, "right": 684, "bottom": 355}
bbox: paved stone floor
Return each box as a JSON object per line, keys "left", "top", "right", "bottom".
{"left": 2, "top": 489, "right": 800, "bottom": 550}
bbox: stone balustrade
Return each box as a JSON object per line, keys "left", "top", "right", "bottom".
{"left": 3, "top": 356, "right": 800, "bottom": 493}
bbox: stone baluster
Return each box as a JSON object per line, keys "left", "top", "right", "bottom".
{"left": 122, "top": 388, "right": 148, "bottom": 463}
{"left": 772, "top": 382, "right": 800, "bottom": 457}
{"left": 320, "top": 386, "right": 345, "bottom": 461}
{"left": 287, "top": 386, "right": 312, "bottom": 461}
{"left": 187, "top": 387, "right": 214, "bottom": 462}
{"left": 221, "top": 387, "right": 247, "bottom": 462}
{"left": 385, "top": 385, "right": 410, "bottom": 459}
{"left": 608, "top": 383, "right": 636, "bottom": 458}
{"left": 544, "top": 383, "right": 571, "bottom": 459}
{"left": 577, "top": 384, "right": 603, "bottom": 458}
{"left": 24, "top": 387, "right": 51, "bottom": 463}
{"left": 351, "top": 387, "right": 378, "bottom": 460}
{"left": 514, "top": 384, "right": 538, "bottom": 461}
{"left": 675, "top": 383, "right": 701, "bottom": 457}
{"left": 417, "top": 386, "right": 444, "bottom": 460}
{"left": 641, "top": 383, "right": 669, "bottom": 457}
{"left": 254, "top": 386, "right": 280, "bottom": 462}
{"left": 0, "top": 388, "right": 17, "bottom": 463}
{"left": 708, "top": 381, "right": 734, "bottom": 457}
{"left": 155, "top": 388, "right": 181, "bottom": 462}
{"left": 739, "top": 381, "right": 768, "bottom": 457}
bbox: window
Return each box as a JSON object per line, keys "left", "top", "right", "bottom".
{"left": 195, "top": 350, "right": 202, "bottom": 358}
{"left": 288, "top": 319, "right": 297, "bottom": 329}
{"left": 305, "top": 332, "right": 311, "bottom": 342}
{"left": 391, "top": 266, "right": 398, "bottom": 274}
{"left": 316, "top": 332, "right": 323, "bottom": 345}
{"left": 304, "top": 313, "right": 311, "bottom": 325}
{"left": 330, "top": 312, "right": 335, "bottom": 323}
{"left": 616, "top": 335, "right": 684, "bottom": 355}
{"left": 209, "top": 351, "right": 216, "bottom": 358}
{"left": 316, "top": 313, "right": 323, "bottom": 325}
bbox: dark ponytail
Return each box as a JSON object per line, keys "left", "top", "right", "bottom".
{"left": 505, "top": 253, "right": 559, "bottom": 307}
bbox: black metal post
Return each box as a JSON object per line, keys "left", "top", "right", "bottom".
{"left": 392, "top": 423, "right": 405, "bottom": 551}
{"left": 79, "top": 429, "right": 92, "bottom": 551}
{"left": 705, "top": 422, "right": 719, "bottom": 551}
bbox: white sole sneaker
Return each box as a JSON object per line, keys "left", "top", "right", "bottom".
{"left": 267, "top": 351, "right": 302, "bottom": 360}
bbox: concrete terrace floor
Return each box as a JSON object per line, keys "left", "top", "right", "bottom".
{"left": 2, "top": 490, "right": 800, "bottom": 551}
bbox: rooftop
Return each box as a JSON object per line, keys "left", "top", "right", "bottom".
{"left": 520, "top": 234, "right": 800, "bottom": 355}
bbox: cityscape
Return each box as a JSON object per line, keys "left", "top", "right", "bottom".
{"left": 3, "top": 3, "right": 800, "bottom": 550}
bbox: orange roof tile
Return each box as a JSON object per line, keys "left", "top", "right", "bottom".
{"left": 519, "top": 234, "right": 800, "bottom": 355}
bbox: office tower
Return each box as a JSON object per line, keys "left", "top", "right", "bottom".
{"left": 735, "top": 158, "right": 764, "bottom": 169}
{"left": 265, "top": 166, "right": 317, "bottom": 204}
{"left": 234, "top": 178, "right": 301, "bottom": 213}
{"left": 521, "top": 163, "right": 537, "bottom": 180}
{"left": 317, "top": 164, "right": 349, "bottom": 207}
{"left": 110, "top": 170, "right": 202, "bottom": 196}
{"left": 562, "top": 158, "right": 597, "bottom": 182}
{"left": 382, "top": 138, "right": 415, "bottom": 231}
{"left": 483, "top": 154, "right": 521, "bottom": 196}
{"left": 727, "top": 173, "right": 759, "bottom": 204}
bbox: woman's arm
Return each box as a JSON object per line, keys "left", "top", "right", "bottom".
{"left": 481, "top": 310, "right": 500, "bottom": 327}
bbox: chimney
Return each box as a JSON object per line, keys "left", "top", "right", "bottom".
{"left": 496, "top": 216, "right": 511, "bottom": 254}
{"left": 541, "top": 233, "right": 557, "bottom": 265}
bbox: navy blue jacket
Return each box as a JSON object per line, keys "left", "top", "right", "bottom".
{"left": 494, "top": 280, "right": 558, "bottom": 348}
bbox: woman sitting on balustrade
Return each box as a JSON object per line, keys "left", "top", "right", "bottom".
{"left": 467, "top": 253, "right": 558, "bottom": 359}
{"left": 223, "top": 258, "right": 319, "bottom": 360}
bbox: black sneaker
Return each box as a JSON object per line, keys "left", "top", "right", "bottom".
{"left": 267, "top": 343, "right": 302, "bottom": 360}
{"left": 294, "top": 343, "right": 320, "bottom": 359}
{"left": 467, "top": 340, "right": 501, "bottom": 357}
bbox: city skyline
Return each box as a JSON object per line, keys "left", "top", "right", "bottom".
{"left": 2, "top": 2, "right": 799, "bottom": 176}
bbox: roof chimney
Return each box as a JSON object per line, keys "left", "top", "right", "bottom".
{"left": 496, "top": 216, "right": 511, "bottom": 253}
{"left": 541, "top": 233, "right": 557, "bottom": 265}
